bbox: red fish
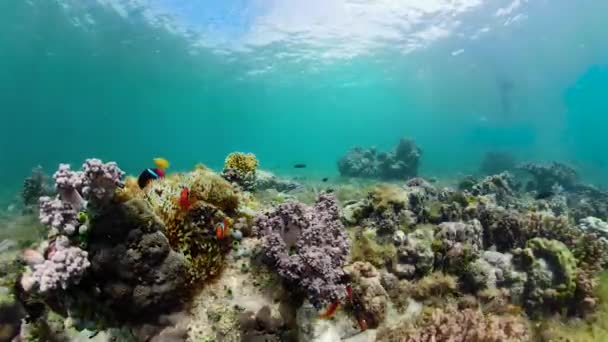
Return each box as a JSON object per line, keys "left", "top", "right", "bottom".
{"left": 215, "top": 218, "right": 231, "bottom": 239}
{"left": 318, "top": 302, "right": 339, "bottom": 319}
{"left": 178, "top": 187, "right": 191, "bottom": 211}
{"left": 346, "top": 285, "right": 353, "bottom": 300}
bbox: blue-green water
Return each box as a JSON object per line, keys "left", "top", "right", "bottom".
{"left": 1, "top": 0, "right": 608, "bottom": 200}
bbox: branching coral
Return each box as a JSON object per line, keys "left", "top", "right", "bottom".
{"left": 29, "top": 236, "right": 90, "bottom": 292}
{"left": 253, "top": 193, "right": 350, "bottom": 308}
{"left": 376, "top": 305, "right": 531, "bottom": 342}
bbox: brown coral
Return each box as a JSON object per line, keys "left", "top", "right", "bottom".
{"left": 344, "top": 261, "right": 389, "bottom": 328}
{"left": 376, "top": 306, "right": 531, "bottom": 342}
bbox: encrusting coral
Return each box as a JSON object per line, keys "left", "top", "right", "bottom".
{"left": 253, "top": 193, "right": 350, "bottom": 308}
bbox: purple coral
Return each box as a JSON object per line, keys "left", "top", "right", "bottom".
{"left": 81, "top": 158, "right": 125, "bottom": 201}
{"left": 31, "top": 236, "right": 90, "bottom": 292}
{"left": 254, "top": 193, "right": 350, "bottom": 308}
{"left": 53, "top": 163, "right": 86, "bottom": 210}
{"left": 39, "top": 196, "right": 81, "bottom": 235}
{"left": 38, "top": 159, "right": 124, "bottom": 235}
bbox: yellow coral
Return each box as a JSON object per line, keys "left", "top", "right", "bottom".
{"left": 349, "top": 228, "right": 396, "bottom": 268}
{"left": 135, "top": 167, "right": 240, "bottom": 285}
{"left": 369, "top": 184, "right": 409, "bottom": 212}
{"left": 224, "top": 152, "right": 259, "bottom": 175}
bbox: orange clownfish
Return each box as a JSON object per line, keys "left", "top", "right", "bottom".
{"left": 177, "top": 187, "right": 191, "bottom": 211}
{"left": 215, "top": 218, "right": 231, "bottom": 239}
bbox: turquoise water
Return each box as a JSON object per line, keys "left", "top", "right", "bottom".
{"left": 1, "top": 0, "right": 608, "bottom": 199}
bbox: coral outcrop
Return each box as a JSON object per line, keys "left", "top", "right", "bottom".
{"left": 343, "top": 261, "right": 388, "bottom": 328}
{"left": 337, "top": 138, "right": 422, "bottom": 180}
{"left": 433, "top": 220, "right": 483, "bottom": 273}
{"left": 255, "top": 170, "right": 302, "bottom": 193}
{"left": 254, "top": 193, "right": 350, "bottom": 308}
{"left": 390, "top": 225, "right": 435, "bottom": 279}
{"left": 87, "top": 199, "right": 188, "bottom": 318}
{"left": 514, "top": 238, "right": 578, "bottom": 315}
{"left": 142, "top": 166, "right": 239, "bottom": 284}
{"left": 222, "top": 152, "right": 259, "bottom": 191}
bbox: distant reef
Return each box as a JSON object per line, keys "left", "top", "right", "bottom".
{"left": 338, "top": 137, "right": 422, "bottom": 180}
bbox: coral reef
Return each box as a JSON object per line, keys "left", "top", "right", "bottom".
{"left": 480, "top": 151, "right": 517, "bottom": 175}
{"left": 254, "top": 193, "right": 350, "bottom": 308}
{"left": 337, "top": 138, "right": 422, "bottom": 180}
{"left": 222, "top": 152, "right": 259, "bottom": 191}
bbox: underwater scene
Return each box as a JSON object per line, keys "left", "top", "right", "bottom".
{"left": 1, "top": 0, "right": 608, "bottom": 341}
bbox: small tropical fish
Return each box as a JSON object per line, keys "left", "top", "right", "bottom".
{"left": 322, "top": 177, "right": 329, "bottom": 182}
{"left": 153, "top": 157, "right": 170, "bottom": 169}
{"left": 293, "top": 164, "right": 307, "bottom": 168}
{"left": 346, "top": 285, "right": 353, "bottom": 300}
{"left": 138, "top": 158, "right": 169, "bottom": 189}
{"left": 177, "top": 187, "right": 191, "bottom": 211}
{"left": 215, "top": 218, "right": 231, "bottom": 239}
{"left": 138, "top": 168, "right": 165, "bottom": 189}
{"left": 318, "top": 302, "right": 339, "bottom": 319}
